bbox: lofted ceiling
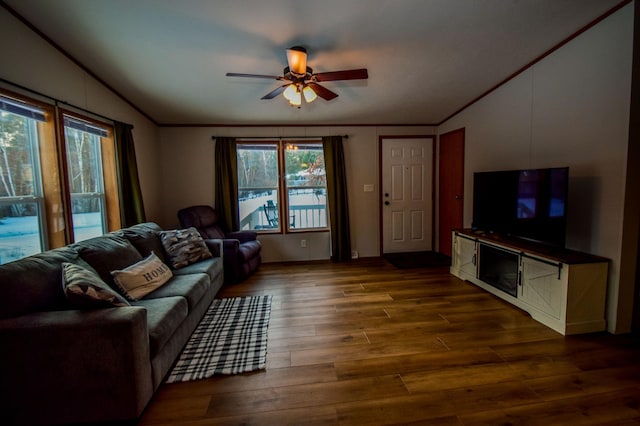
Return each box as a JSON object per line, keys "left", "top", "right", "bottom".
{"left": 4, "top": 0, "right": 625, "bottom": 126}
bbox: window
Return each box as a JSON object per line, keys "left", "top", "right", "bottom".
{"left": 0, "top": 90, "right": 121, "bottom": 265}
{"left": 0, "top": 97, "right": 47, "bottom": 263}
{"left": 62, "top": 114, "right": 110, "bottom": 242}
{"left": 237, "top": 140, "right": 328, "bottom": 232}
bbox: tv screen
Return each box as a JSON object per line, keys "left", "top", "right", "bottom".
{"left": 472, "top": 167, "right": 569, "bottom": 247}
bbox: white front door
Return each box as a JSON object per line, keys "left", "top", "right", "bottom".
{"left": 381, "top": 137, "right": 434, "bottom": 254}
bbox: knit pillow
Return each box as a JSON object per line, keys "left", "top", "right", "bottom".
{"left": 111, "top": 252, "right": 173, "bottom": 300}
{"left": 62, "top": 262, "right": 130, "bottom": 309}
{"left": 159, "top": 227, "right": 212, "bottom": 269}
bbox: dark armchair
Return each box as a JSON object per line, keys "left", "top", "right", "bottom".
{"left": 177, "top": 205, "right": 262, "bottom": 283}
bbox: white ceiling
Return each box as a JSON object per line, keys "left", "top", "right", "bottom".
{"left": 5, "top": 0, "right": 624, "bottom": 126}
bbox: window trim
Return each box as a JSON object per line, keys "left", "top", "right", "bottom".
{"left": 58, "top": 109, "right": 120, "bottom": 242}
{"left": 236, "top": 139, "right": 329, "bottom": 234}
{"left": 0, "top": 90, "right": 55, "bottom": 255}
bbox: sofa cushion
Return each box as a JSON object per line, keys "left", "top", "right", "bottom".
{"left": 132, "top": 296, "right": 188, "bottom": 357}
{"left": 115, "top": 222, "right": 168, "bottom": 264}
{"left": 73, "top": 234, "right": 143, "bottom": 288}
{"left": 141, "top": 272, "right": 210, "bottom": 310}
{"left": 171, "top": 257, "right": 223, "bottom": 283}
{"left": 0, "top": 246, "right": 83, "bottom": 319}
{"left": 111, "top": 252, "right": 173, "bottom": 301}
{"left": 62, "top": 262, "right": 131, "bottom": 308}
{"left": 159, "top": 228, "right": 212, "bottom": 269}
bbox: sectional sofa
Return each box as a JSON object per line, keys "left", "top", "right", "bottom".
{"left": 0, "top": 222, "right": 224, "bottom": 425}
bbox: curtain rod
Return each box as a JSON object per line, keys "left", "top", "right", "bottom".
{"left": 211, "top": 135, "right": 348, "bottom": 140}
{"left": 0, "top": 77, "right": 121, "bottom": 126}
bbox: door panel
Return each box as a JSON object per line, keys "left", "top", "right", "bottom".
{"left": 438, "top": 129, "right": 465, "bottom": 257}
{"left": 382, "top": 137, "right": 434, "bottom": 253}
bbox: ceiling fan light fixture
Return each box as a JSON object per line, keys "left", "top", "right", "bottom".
{"left": 286, "top": 46, "right": 307, "bottom": 76}
{"left": 302, "top": 85, "right": 317, "bottom": 103}
{"left": 226, "top": 46, "right": 368, "bottom": 105}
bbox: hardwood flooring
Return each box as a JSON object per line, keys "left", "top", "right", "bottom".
{"left": 138, "top": 258, "right": 640, "bottom": 425}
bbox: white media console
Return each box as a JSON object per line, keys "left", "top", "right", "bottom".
{"left": 450, "top": 229, "right": 609, "bottom": 335}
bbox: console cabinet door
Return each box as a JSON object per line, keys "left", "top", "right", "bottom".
{"left": 519, "top": 256, "right": 565, "bottom": 320}
{"left": 452, "top": 234, "right": 477, "bottom": 279}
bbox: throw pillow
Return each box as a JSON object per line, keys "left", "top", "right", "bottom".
{"left": 115, "top": 222, "right": 168, "bottom": 264}
{"left": 159, "top": 227, "right": 212, "bottom": 269}
{"left": 62, "top": 262, "right": 131, "bottom": 309}
{"left": 73, "top": 234, "right": 143, "bottom": 288}
{"left": 111, "top": 252, "right": 173, "bottom": 300}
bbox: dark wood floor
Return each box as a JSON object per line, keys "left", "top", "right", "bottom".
{"left": 138, "top": 258, "right": 640, "bottom": 425}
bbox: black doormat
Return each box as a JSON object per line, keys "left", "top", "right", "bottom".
{"left": 383, "top": 251, "right": 451, "bottom": 269}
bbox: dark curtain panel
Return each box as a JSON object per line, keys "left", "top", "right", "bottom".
{"left": 114, "top": 121, "right": 145, "bottom": 227}
{"left": 323, "top": 136, "right": 352, "bottom": 262}
{"left": 214, "top": 137, "right": 239, "bottom": 232}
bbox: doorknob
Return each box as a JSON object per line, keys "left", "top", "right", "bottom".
{"left": 384, "top": 193, "right": 389, "bottom": 197}
{"left": 455, "top": 195, "right": 461, "bottom": 200}
{"left": 384, "top": 201, "right": 390, "bottom": 206}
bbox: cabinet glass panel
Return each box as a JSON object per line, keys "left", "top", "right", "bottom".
{"left": 478, "top": 244, "right": 519, "bottom": 297}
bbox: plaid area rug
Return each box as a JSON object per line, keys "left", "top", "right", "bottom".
{"left": 165, "top": 295, "right": 272, "bottom": 383}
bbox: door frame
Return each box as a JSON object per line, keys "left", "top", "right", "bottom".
{"left": 378, "top": 135, "right": 437, "bottom": 256}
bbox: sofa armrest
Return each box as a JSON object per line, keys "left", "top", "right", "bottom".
{"left": 204, "top": 238, "right": 224, "bottom": 259}
{"left": 0, "top": 307, "right": 154, "bottom": 425}
{"left": 222, "top": 238, "right": 241, "bottom": 255}
{"left": 226, "top": 230, "right": 258, "bottom": 243}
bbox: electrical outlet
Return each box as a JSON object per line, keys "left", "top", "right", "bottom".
{"left": 300, "top": 239, "right": 307, "bottom": 248}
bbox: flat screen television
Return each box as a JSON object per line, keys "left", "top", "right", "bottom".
{"left": 472, "top": 167, "right": 569, "bottom": 248}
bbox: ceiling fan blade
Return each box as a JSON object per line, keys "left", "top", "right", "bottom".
{"left": 307, "top": 82, "right": 338, "bottom": 101}
{"left": 261, "top": 84, "right": 288, "bottom": 100}
{"left": 314, "top": 68, "right": 368, "bottom": 82}
{"left": 226, "top": 72, "right": 284, "bottom": 80}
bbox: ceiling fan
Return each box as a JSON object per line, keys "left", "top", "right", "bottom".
{"left": 226, "top": 46, "right": 368, "bottom": 107}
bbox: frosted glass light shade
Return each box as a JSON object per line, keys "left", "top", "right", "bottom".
{"left": 302, "top": 86, "right": 317, "bottom": 103}
{"left": 283, "top": 84, "right": 301, "bottom": 106}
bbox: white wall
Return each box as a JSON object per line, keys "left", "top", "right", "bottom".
{"left": 438, "top": 4, "right": 634, "bottom": 333}
{"left": 157, "top": 126, "right": 434, "bottom": 262}
{"left": 0, "top": 8, "right": 162, "bottom": 223}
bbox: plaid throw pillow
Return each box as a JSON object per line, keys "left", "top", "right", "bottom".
{"left": 159, "top": 227, "right": 212, "bottom": 269}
